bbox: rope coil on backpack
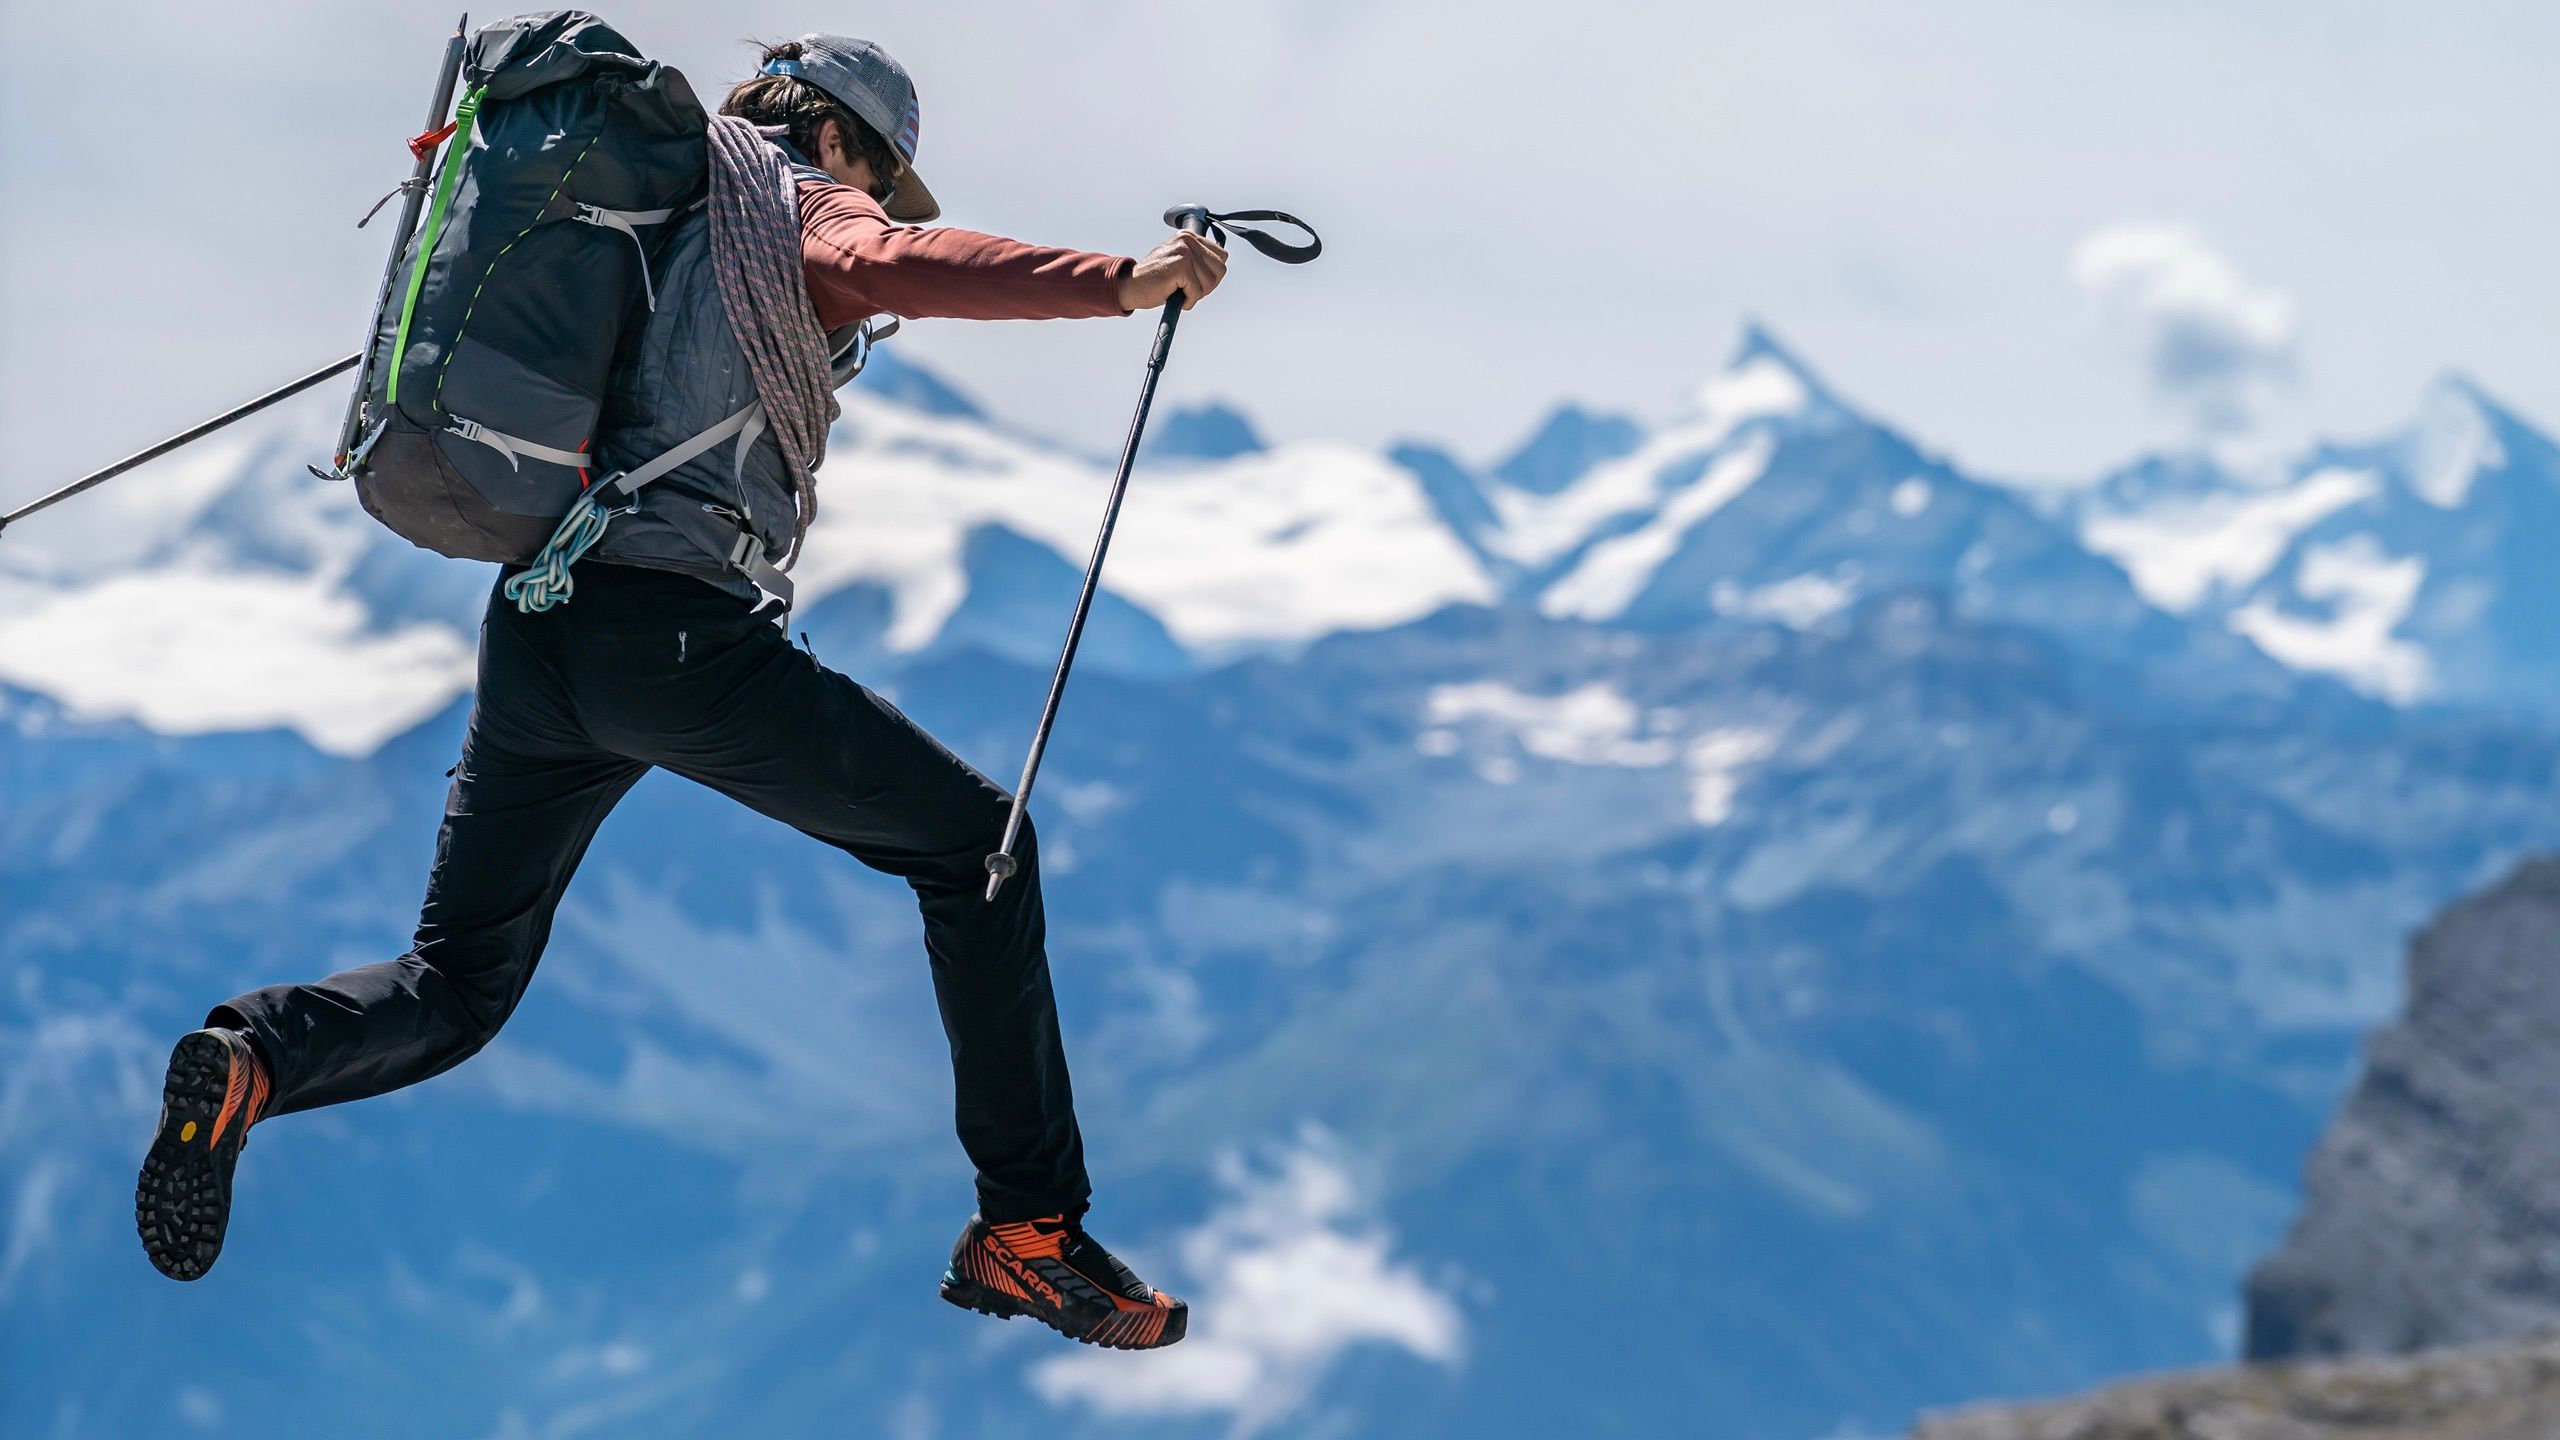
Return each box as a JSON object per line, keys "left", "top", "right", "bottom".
{"left": 503, "top": 492, "right": 616, "bottom": 612}
{"left": 704, "top": 115, "right": 836, "bottom": 568}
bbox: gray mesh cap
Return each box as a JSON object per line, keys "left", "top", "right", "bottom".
{"left": 761, "top": 35, "right": 940, "bottom": 222}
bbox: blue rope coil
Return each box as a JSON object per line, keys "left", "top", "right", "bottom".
{"left": 503, "top": 493, "right": 615, "bottom": 613}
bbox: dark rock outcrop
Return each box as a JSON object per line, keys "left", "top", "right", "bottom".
{"left": 1911, "top": 1329, "right": 2560, "bottom": 1440}
{"left": 2244, "top": 857, "right": 2560, "bottom": 1361}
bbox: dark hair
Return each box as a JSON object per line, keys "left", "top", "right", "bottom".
{"left": 722, "top": 41, "right": 901, "bottom": 201}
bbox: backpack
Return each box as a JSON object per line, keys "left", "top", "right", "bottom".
{"left": 344, "top": 11, "right": 708, "bottom": 565}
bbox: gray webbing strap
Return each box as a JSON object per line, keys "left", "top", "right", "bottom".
{"left": 576, "top": 204, "right": 678, "bottom": 310}
{"left": 446, "top": 416, "right": 590, "bottom": 472}
{"left": 600, "top": 402, "right": 762, "bottom": 503}
{"left": 596, "top": 401, "right": 794, "bottom": 609}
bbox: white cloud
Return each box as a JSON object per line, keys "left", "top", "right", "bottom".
{"left": 1031, "top": 1129, "right": 1465, "bottom": 1438}
{"left": 175, "top": 1386, "right": 226, "bottom": 1430}
{"left": 2072, "top": 222, "right": 2296, "bottom": 436}
{"left": 0, "top": 568, "right": 473, "bottom": 756}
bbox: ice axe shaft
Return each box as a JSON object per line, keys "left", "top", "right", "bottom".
{"left": 984, "top": 204, "right": 1321, "bottom": 902}
{"left": 333, "top": 12, "right": 471, "bottom": 470}
{"left": 0, "top": 352, "right": 362, "bottom": 539}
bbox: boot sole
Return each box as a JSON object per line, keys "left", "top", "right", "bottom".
{"left": 940, "top": 1272, "right": 1189, "bottom": 1350}
{"left": 135, "top": 1032, "right": 248, "bottom": 1281}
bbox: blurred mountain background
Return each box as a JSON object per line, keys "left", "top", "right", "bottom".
{"left": 9, "top": 326, "right": 2560, "bottom": 1438}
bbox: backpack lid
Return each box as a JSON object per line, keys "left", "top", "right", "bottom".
{"left": 467, "top": 10, "right": 653, "bottom": 100}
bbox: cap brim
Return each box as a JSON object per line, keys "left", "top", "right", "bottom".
{"left": 885, "top": 168, "right": 939, "bottom": 224}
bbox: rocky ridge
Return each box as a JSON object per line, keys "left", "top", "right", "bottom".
{"left": 1911, "top": 1329, "right": 2560, "bottom": 1440}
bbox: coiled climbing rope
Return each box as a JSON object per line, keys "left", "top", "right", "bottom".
{"left": 704, "top": 115, "right": 836, "bottom": 568}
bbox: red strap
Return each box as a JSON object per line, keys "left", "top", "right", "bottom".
{"left": 407, "top": 120, "right": 459, "bottom": 164}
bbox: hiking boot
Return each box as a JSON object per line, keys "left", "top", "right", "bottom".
{"left": 939, "top": 1213, "right": 1188, "bottom": 1349}
{"left": 136, "top": 1028, "right": 270, "bottom": 1281}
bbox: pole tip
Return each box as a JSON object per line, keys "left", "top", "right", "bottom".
{"left": 983, "top": 851, "right": 1018, "bottom": 903}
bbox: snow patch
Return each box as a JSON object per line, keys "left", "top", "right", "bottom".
{"left": 2406, "top": 381, "right": 2505, "bottom": 508}
{"left": 0, "top": 571, "right": 472, "bottom": 755}
{"left": 2081, "top": 466, "right": 2378, "bottom": 612}
{"left": 1689, "top": 354, "right": 1812, "bottom": 435}
{"left": 1487, "top": 360, "right": 1806, "bottom": 569}
{"left": 1032, "top": 1132, "right": 1463, "bottom": 1437}
{"left": 799, "top": 396, "right": 1493, "bottom": 655}
{"left": 1687, "top": 726, "right": 1780, "bottom": 825}
{"left": 1713, "top": 569, "right": 1859, "bottom": 630}
{"left": 2228, "top": 536, "right": 2432, "bottom": 702}
{"left": 1423, "top": 681, "right": 1678, "bottom": 766}
{"left": 1540, "top": 435, "right": 1776, "bottom": 620}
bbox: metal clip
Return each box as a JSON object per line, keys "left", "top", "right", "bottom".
{"left": 357, "top": 177, "right": 425, "bottom": 229}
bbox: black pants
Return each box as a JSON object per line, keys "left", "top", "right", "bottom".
{"left": 213, "top": 563, "right": 1088, "bottom": 1222}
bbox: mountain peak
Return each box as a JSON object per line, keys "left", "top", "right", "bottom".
{"left": 1490, "top": 405, "right": 1647, "bottom": 495}
{"left": 1143, "top": 401, "right": 1268, "bottom": 461}
{"left": 1729, "top": 321, "right": 1840, "bottom": 398}
{"left": 1686, "top": 321, "right": 1844, "bottom": 438}
{"left": 2400, "top": 372, "right": 2513, "bottom": 508}
{"left": 1729, "top": 319, "right": 1814, "bottom": 374}
{"left": 852, "top": 348, "right": 985, "bottom": 420}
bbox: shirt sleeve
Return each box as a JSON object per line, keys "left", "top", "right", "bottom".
{"left": 797, "top": 179, "right": 1134, "bottom": 329}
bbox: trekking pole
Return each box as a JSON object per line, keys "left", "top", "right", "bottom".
{"left": 0, "top": 352, "right": 362, "bottom": 541}
{"left": 330, "top": 12, "right": 471, "bottom": 474}
{"left": 984, "top": 204, "right": 1323, "bottom": 901}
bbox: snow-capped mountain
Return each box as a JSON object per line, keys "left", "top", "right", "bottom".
{"left": 1421, "top": 325, "right": 2294, "bottom": 706}
{"left": 2076, "top": 375, "right": 2560, "bottom": 712}
{"left": 0, "top": 350, "right": 1496, "bottom": 754}
{"left": 12, "top": 329, "right": 2560, "bottom": 1440}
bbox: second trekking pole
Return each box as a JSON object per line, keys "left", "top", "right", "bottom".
{"left": 982, "top": 203, "right": 1322, "bottom": 901}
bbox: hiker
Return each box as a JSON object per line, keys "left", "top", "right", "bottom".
{"left": 134, "top": 33, "right": 1223, "bottom": 1353}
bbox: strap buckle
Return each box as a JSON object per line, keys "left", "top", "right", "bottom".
{"left": 591, "top": 471, "right": 642, "bottom": 514}
{"left": 572, "top": 204, "right": 667, "bottom": 310}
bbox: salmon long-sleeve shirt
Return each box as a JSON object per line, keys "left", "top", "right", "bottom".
{"left": 797, "top": 179, "right": 1135, "bottom": 329}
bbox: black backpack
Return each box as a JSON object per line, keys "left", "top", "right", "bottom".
{"left": 346, "top": 11, "right": 707, "bottom": 564}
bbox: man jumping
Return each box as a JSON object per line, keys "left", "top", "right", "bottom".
{"left": 133, "top": 33, "right": 1225, "bottom": 1353}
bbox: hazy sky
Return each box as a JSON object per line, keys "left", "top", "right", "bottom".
{"left": 3, "top": 0, "right": 2555, "bottom": 511}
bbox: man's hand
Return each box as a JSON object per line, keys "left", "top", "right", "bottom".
{"left": 1118, "top": 231, "right": 1229, "bottom": 313}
